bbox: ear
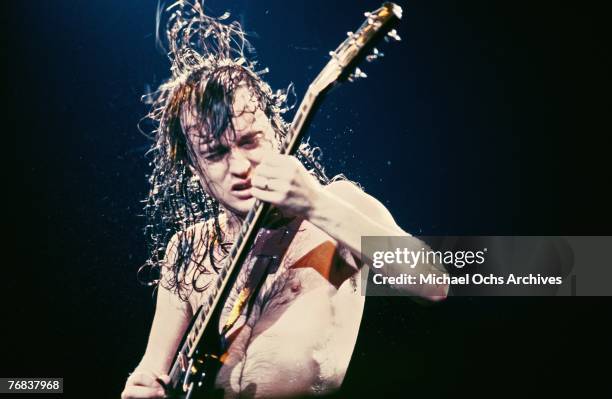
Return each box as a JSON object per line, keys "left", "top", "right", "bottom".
{"left": 188, "top": 165, "right": 198, "bottom": 177}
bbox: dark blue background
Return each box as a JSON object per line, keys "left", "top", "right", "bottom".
{"left": 3, "top": 1, "right": 610, "bottom": 398}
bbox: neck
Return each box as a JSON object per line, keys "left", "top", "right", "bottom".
{"left": 220, "top": 205, "right": 294, "bottom": 241}
{"left": 220, "top": 210, "right": 244, "bottom": 239}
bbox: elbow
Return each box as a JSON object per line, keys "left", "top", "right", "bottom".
{"left": 423, "top": 283, "right": 449, "bottom": 302}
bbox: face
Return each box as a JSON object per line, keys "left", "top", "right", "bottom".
{"left": 182, "top": 84, "right": 278, "bottom": 216}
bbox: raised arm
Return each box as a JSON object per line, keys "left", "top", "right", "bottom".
{"left": 307, "top": 180, "right": 449, "bottom": 300}
{"left": 250, "top": 154, "right": 449, "bottom": 300}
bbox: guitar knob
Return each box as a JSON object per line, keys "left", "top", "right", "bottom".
{"left": 366, "top": 47, "right": 384, "bottom": 62}
{"left": 355, "top": 67, "right": 367, "bottom": 79}
{"left": 387, "top": 29, "right": 401, "bottom": 41}
{"left": 348, "top": 67, "right": 368, "bottom": 82}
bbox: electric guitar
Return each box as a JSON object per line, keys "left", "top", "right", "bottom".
{"left": 165, "top": 3, "right": 403, "bottom": 397}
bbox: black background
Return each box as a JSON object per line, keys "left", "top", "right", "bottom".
{"left": 3, "top": 1, "right": 611, "bottom": 397}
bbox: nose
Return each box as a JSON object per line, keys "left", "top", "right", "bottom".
{"left": 228, "top": 148, "right": 252, "bottom": 177}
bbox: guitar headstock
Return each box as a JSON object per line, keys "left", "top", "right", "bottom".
{"left": 310, "top": 2, "right": 402, "bottom": 95}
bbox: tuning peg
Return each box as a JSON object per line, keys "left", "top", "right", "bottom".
{"left": 348, "top": 67, "right": 368, "bottom": 82}
{"left": 387, "top": 29, "right": 401, "bottom": 41}
{"left": 366, "top": 47, "right": 385, "bottom": 62}
{"left": 345, "top": 31, "right": 358, "bottom": 45}
{"left": 363, "top": 11, "right": 376, "bottom": 25}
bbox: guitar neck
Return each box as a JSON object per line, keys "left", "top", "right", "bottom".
{"left": 173, "top": 84, "right": 326, "bottom": 364}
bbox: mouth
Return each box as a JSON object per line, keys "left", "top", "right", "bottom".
{"left": 231, "top": 180, "right": 252, "bottom": 199}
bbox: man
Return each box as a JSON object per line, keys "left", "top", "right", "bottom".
{"left": 122, "top": 3, "right": 448, "bottom": 398}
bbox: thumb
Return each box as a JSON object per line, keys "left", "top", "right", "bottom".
{"left": 156, "top": 374, "right": 171, "bottom": 387}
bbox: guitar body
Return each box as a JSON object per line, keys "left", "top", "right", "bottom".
{"left": 167, "top": 305, "right": 223, "bottom": 399}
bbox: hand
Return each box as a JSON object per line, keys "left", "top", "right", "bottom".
{"left": 121, "top": 370, "right": 170, "bottom": 399}
{"left": 251, "top": 154, "right": 323, "bottom": 218}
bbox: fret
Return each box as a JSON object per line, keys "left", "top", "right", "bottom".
{"left": 186, "top": 336, "right": 193, "bottom": 352}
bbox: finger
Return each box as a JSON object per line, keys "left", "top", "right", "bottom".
{"left": 154, "top": 377, "right": 167, "bottom": 391}
{"left": 122, "top": 385, "right": 166, "bottom": 398}
{"left": 251, "top": 175, "right": 264, "bottom": 190}
{"left": 157, "top": 374, "right": 171, "bottom": 387}
{"left": 253, "top": 164, "right": 288, "bottom": 180}
{"left": 259, "top": 153, "right": 295, "bottom": 167}
{"left": 251, "top": 175, "right": 272, "bottom": 190}
{"left": 252, "top": 177, "right": 289, "bottom": 194}
{"left": 251, "top": 186, "right": 284, "bottom": 204}
{"left": 128, "top": 371, "right": 163, "bottom": 388}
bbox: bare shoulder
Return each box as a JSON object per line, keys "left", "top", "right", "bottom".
{"left": 164, "top": 220, "right": 212, "bottom": 265}
{"left": 162, "top": 218, "right": 220, "bottom": 289}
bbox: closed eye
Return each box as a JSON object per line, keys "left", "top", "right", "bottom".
{"left": 203, "top": 147, "right": 228, "bottom": 161}
{"left": 238, "top": 132, "right": 263, "bottom": 148}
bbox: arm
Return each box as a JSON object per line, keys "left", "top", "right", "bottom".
{"left": 309, "top": 180, "right": 449, "bottom": 300}
{"left": 122, "top": 235, "right": 193, "bottom": 399}
{"left": 134, "top": 274, "right": 193, "bottom": 373}
{"left": 251, "top": 155, "right": 449, "bottom": 300}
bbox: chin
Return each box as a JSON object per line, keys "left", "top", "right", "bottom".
{"left": 226, "top": 196, "right": 256, "bottom": 216}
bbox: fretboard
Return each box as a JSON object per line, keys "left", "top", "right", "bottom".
{"left": 176, "top": 84, "right": 325, "bottom": 360}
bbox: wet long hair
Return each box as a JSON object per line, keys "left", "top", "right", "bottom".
{"left": 139, "top": 1, "right": 335, "bottom": 301}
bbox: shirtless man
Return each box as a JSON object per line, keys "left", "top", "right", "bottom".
{"left": 122, "top": 74, "right": 448, "bottom": 398}
{"left": 122, "top": 6, "right": 448, "bottom": 398}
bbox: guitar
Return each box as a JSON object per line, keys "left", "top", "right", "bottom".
{"left": 164, "top": 3, "right": 403, "bottom": 398}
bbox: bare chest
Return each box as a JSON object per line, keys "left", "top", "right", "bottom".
{"left": 185, "top": 219, "right": 365, "bottom": 397}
